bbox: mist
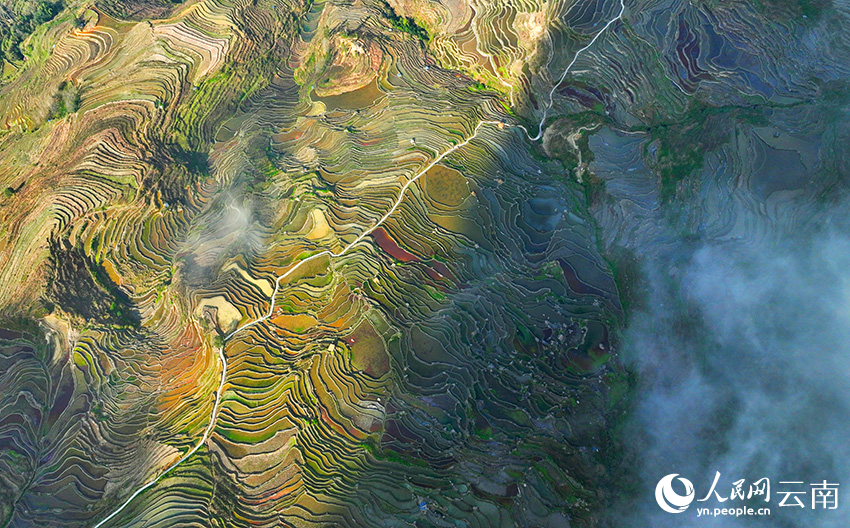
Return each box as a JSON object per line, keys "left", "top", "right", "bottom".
{"left": 612, "top": 216, "right": 850, "bottom": 527}
{"left": 178, "top": 192, "right": 266, "bottom": 286}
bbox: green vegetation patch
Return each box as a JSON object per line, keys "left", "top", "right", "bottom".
{"left": 643, "top": 99, "right": 765, "bottom": 202}
{"left": 380, "top": 1, "right": 429, "bottom": 42}
{"left": 47, "top": 80, "right": 80, "bottom": 120}
{"left": 0, "top": 0, "right": 63, "bottom": 63}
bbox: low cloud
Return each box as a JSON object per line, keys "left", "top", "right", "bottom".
{"left": 613, "top": 220, "right": 850, "bottom": 527}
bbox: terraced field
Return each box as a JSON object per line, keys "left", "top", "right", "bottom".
{"left": 1, "top": 0, "right": 848, "bottom": 526}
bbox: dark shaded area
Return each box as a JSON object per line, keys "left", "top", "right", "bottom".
{"left": 45, "top": 238, "right": 139, "bottom": 326}
{"left": 603, "top": 245, "right": 646, "bottom": 322}
{"left": 643, "top": 99, "right": 766, "bottom": 202}
{"left": 94, "top": 0, "right": 184, "bottom": 21}
{"left": 142, "top": 147, "right": 209, "bottom": 206}
{"left": 170, "top": 147, "right": 211, "bottom": 176}
{"left": 753, "top": 0, "right": 831, "bottom": 22}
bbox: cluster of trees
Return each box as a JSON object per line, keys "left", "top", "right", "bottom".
{"left": 48, "top": 80, "right": 80, "bottom": 118}
{"left": 380, "top": 1, "right": 429, "bottom": 42}
{"left": 0, "top": 0, "right": 63, "bottom": 63}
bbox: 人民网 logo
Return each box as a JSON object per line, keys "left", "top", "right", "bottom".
{"left": 656, "top": 474, "right": 696, "bottom": 513}
{"left": 653, "top": 472, "right": 838, "bottom": 518}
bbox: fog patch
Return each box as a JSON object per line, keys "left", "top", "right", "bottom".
{"left": 179, "top": 193, "right": 264, "bottom": 287}
{"left": 614, "top": 223, "right": 850, "bottom": 527}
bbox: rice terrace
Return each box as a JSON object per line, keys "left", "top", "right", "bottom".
{"left": 0, "top": 0, "right": 848, "bottom": 526}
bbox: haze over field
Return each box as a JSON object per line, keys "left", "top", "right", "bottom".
{"left": 616, "top": 212, "right": 850, "bottom": 527}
